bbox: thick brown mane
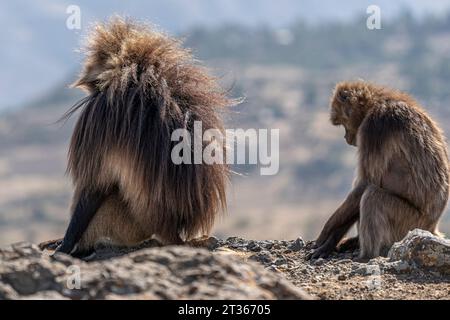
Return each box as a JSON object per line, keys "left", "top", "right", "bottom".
{"left": 61, "top": 17, "right": 235, "bottom": 250}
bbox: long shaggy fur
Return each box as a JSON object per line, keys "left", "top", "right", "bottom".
{"left": 311, "top": 81, "right": 449, "bottom": 260}
{"left": 63, "top": 17, "right": 233, "bottom": 248}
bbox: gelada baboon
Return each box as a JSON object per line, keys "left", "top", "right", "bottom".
{"left": 309, "top": 81, "right": 449, "bottom": 261}
{"left": 44, "top": 18, "right": 234, "bottom": 256}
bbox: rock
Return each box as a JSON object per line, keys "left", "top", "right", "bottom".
{"left": 0, "top": 282, "right": 18, "bottom": 299}
{"left": 224, "top": 237, "right": 248, "bottom": 250}
{"left": 381, "top": 261, "right": 411, "bottom": 274}
{"left": 388, "top": 229, "right": 450, "bottom": 275}
{"left": 337, "top": 274, "right": 347, "bottom": 281}
{"left": 274, "top": 257, "right": 288, "bottom": 266}
{"left": 336, "top": 259, "right": 353, "bottom": 264}
{"left": 312, "top": 258, "right": 325, "bottom": 266}
{"left": 247, "top": 241, "right": 262, "bottom": 252}
{"left": 287, "top": 238, "right": 305, "bottom": 251}
{"left": 351, "top": 264, "right": 382, "bottom": 276}
{"left": 188, "top": 236, "right": 222, "bottom": 251}
{"left": 249, "top": 251, "right": 274, "bottom": 264}
{"left": 0, "top": 242, "right": 310, "bottom": 300}
{"left": 20, "top": 291, "right": 69, "bottom": 300}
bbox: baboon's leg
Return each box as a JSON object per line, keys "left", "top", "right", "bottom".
{"left": 359, "top": 185, "right": 421, "bottom": 260}
{"left": 75, "top": 194, "right": 153, "bottom": 253}
{"left": 308, "top": 182, "right": 366, "bottom": 259}
{"left": 56, "top": 188, "right": 107, "bottom": 255}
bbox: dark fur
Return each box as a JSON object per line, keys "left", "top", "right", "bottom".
{"left": 57, "top": 17, "right": 234, "bottom": 254}
{"left": 310, "top": 81, "right": 450, "bottom": 260}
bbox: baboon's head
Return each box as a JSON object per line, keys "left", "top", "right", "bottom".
{"left": 330, "top": 81, "right": 376, "bottom": 146}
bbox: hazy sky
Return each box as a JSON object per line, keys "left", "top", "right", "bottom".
{"left": 2, "top": 0, "right": 450, "bottom": 110}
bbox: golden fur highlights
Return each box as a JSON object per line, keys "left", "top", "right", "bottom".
{"left": 60, "top": 17, "right": 235, "bottom": 253}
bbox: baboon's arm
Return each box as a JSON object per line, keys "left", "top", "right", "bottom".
{"left": 308, "top": 182, "right": 367, "bottom": 259}
{"left": 55, "top": 189, "right": 107, "bottom": 255}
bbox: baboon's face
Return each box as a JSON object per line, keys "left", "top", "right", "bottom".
{"left": 343, "top": 126, "right": 357, "bottom": 146}
{"left": 330, "top": 89, "right": 364, "bottom": 147}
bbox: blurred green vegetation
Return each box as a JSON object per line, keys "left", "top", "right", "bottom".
{"left": 185, "top": 12, "right": 450, "bottom": 105}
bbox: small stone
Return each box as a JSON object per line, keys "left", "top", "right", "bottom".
{"left": 351, "top": 264, "right": 382, "bottom": 276}
{"left": 351, "top": 264, "right": 359, "bottom": 270}
{"left": 203, "top": 237, "right": 221, "bottom": 250}
{"left": 249, "top": 251, "right": 274, "bottom": 264}
{"left": 20, "top": 291, "right": 69, "bottom": 300}
{"left": 10, "top": 242, "right": 42, "bottom": 259}
{"left": 336, "top": 259, "right": 353, "bottom": 264}
{"left": 391, "top": 261, "right": 411, "bottom": 273}
{"left": 247, "top": 241, "right": 262, "bottom": 252}
{"left": 0, "top": 283, "right": 18, "bottom": 299}
{"left": 274, "top": 257, "right": 288, "bottom": 266}
{"left": 266, "top": 265, "right": 280, "bottom": 273}
{"left": 312, "top": 258, "right": 325, "bottom": 266}
{"left": 287, "top": 238, "right": 305, "bottom": 252}
{"left": 260, "top": 241, "right": 274, "bottom": 250}
{"left": 338, "top": 274, "right": 347, "bottom": 281}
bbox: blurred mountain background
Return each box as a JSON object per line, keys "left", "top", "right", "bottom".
{"left": 1, "top": 0, "right": 450, "bottom": 245}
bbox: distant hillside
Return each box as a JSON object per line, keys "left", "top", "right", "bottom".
{"left": 2, "top": 1, "right": 450, "bottom": 110}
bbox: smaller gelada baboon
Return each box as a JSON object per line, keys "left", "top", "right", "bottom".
{"left": 309, "top": 81, "right": 449, "bottom": 261}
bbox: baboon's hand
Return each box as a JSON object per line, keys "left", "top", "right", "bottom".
{"left": 54, "top": 240, "right": 74, "bottom": 255}
{"left": 38, "top": 238, "right": 63, "bottom": 251}
{"left": 307, "top": 247, "right": 331, "bottom": 260}
{"left": 306, "top": 238, "right": 335, "bottom": 260}
{"left": 309, "top": 240, "right": 319, "bottom": 250}
{"left": 314, "top": 231, "right": 330, "bottom": 248}
{"left": 306, "top": 245, "right": 334, "bottom": 260}
{"left": 337, "top": 237, "right": 359, "bottom": 253}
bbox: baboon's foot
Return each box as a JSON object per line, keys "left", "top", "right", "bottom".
{"left": 306, "top": 243, "right": 335, "bottom": 260}
{"left": 305, "top": 241, "right": 319, "bottom": 250}
{"left": 39, "top": 238, "right": 63, "bottom": 251}
{"left": 337, "top": 237, "right": 359, "bottom": 253}
{"left": 157, "top": 234, "right": 184, "bottom": 246}
{"left": 171, "top": 236, "right": 185, "bottom": 246}
{"left": 70, "top": 247, "right": 96, "bottom": 260}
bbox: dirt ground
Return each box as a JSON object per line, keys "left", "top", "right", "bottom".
{"left": 216, "top": 238, "right": 450, "bottom": 300}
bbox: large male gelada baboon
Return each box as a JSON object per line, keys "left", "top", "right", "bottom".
{"left": 45, "top": 18, "right": 234, "bottom": 256}
{"left": 309, "top": 81, "right": 449, "bottom": 261}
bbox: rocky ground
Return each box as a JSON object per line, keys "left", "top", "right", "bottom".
{"left": 216, "top": 230, "right": 450, "bottom": 300}
{"left": 0, "top": 229, "right": 449, "bottom": 300}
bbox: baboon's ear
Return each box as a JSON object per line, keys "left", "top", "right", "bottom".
{"left": 337, "top": 89, "right": 350, "bottom": 104}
